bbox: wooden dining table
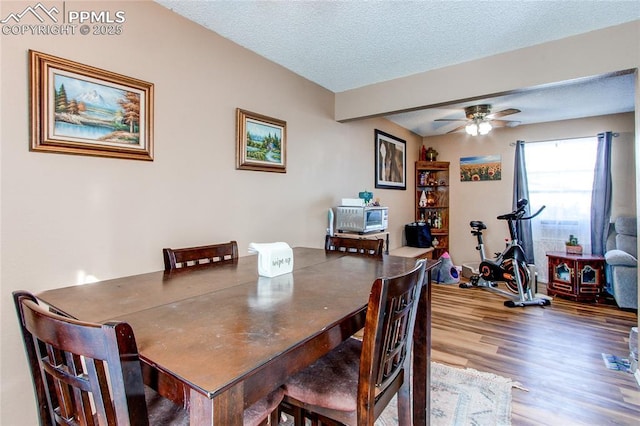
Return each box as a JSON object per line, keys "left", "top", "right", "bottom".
{"left": 37, "top": 247, "right": 436, "bottom": 425}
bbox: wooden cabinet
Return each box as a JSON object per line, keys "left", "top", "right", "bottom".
{"left": 415, "top": 161, "right": 449, "bottom": 258}
{"left": 546, "top": 252, "right": 605, "bottom": 302}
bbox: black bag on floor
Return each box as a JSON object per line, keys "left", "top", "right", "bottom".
{"left": 405, "top": 222, "right": 432, "bottom": 248}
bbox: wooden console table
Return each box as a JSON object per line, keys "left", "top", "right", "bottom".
{"left": 334, "top": 231, "right": 390, "bottom": 254}
{"left": 546, "top": 251, "right": 605, "bottom": 302}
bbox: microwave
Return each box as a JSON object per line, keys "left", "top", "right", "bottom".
{"left": 335, "top": 206, "right": 388, "bottom": 234}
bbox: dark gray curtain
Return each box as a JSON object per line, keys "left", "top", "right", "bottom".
{"left": 590, "top": 131, "right": 613, "bottom": 255}
{"left": 513, "top": 140, "right": 534, "bottom": 264}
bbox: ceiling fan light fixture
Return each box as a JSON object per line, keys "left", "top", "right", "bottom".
{"left": 439, "top": 103, "right": 520, "bottom": 136}
{"left": 478, "top": 121, "right": 492, "bottom": 135}
{"left": 465, "top": 123, "right": 478, "bottom": 136}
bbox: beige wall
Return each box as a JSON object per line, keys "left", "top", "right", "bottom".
{"left": 2, "top": 2, "right": 638, "bottom": 422}
{"left": 422, "top": 113, "right": 636, "bottom": 266}
{"left": 0, "top": 1, "right": 420, "bottom": 423}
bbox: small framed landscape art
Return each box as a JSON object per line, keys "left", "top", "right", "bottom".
{"left": 375, "top": 129, "right": 406, "bottom": 190}
{"left": 29, "top": 50, "right": 154, "bottom": 161}
{"left": 236, "top": 108, "right": 287, "bottom": 173}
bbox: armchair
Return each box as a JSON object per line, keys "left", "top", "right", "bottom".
{"left": 604, "top": 216, "right": 638, "bottom": 310}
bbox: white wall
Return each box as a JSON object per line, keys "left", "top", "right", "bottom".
{"left": 0, "top": 1, "right": 419, "bottom": 423}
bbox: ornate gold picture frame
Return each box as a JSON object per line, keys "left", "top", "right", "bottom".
{"left": 236, "top": 108, "right": 286, "bottom": 173}
{"left": 30, "top": 50, "right": 154, "bottom": 161}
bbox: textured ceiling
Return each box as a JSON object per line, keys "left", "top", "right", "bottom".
{"left": 155, "top": 0, "right": 639, "bottom": 136}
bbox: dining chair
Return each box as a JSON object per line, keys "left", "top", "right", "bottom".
{"left": 163, "top": 240, "right": 239, "bottom": 270}
{"left": 280, "top": 258, "right": 427, "bottom": 426}
{"left": 325, "top": 235, "right": 384, "bottom": 341}
{"left": 14, "top": 290, "right": 282, "bottom": 426}
{"left": 324, "top": 235, "right": 384, "bottom": 257}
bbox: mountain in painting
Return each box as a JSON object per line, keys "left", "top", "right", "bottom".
{"left": 77, "top": 89, "right": 110, "bottom": 108}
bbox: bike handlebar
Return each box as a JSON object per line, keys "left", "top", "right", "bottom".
{"left": 521, "top": 205, "right": 545, "bottom": 220}
{"left": 497, "top": 199, "right": 545, "bottom": 222}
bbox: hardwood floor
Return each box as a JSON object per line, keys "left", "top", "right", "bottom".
{"left": 430, "top": 280, "right": 640, "bottom": 425}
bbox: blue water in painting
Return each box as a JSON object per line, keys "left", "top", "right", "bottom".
{"left": 55, "top": 121, "right": 113, "bottom": 139}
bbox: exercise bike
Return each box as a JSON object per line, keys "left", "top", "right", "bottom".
{"left": 460, "top": 199, "right": 551, "bottom": 308}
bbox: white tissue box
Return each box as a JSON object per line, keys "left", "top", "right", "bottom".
{"left": 248, "top": 242, "right": 294, "bottom": 278}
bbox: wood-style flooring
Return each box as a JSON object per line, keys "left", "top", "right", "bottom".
{"left": 430, "top": 280, "right": 639, "bottom": 425}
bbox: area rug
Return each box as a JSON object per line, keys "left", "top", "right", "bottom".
{"left": 280, "top": 362, "right": 522, "bottom": 425}
{"left": 375, "top": 362, "right": 523, "bottom": 426}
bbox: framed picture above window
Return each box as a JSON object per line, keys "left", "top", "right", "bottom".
{"left": 375, "top": 130, "right": 406, "bottom": 190}
{"left": 29, "top": 50, "right": 154, "bottom": 161}
{"left": 236, "top": 108, "right": 287, "bottom": 173}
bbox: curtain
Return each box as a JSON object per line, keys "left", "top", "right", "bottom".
{"left": 590, "top": 132, "right": 613, "bottom": 255}
{"left": 525, "top": 137, "right": 598, "bottom": 283}
{"left": 513, "top": 140, "right": 534, "bottom": 264}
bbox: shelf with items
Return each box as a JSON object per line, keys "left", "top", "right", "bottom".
{"left": 417, "top": 208, "right": 448, "bottom": 232}
{"left": 429, "top": 231, "right": 448, "bottom": 255}
{"left": 417, "top": 186, "right": 449, "bottom": 208}
{"left": 415, "top": 161, "right": 449, "bottom": 258}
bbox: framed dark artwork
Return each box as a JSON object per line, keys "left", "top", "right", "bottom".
{"left": 29, "top": 50, "right": 154, "bottom": 161}
{"left": 236, "top": 108, "right": 287, "bottom": 173}
{"left": 375, "top": 129, "right": 406, "bottom": 190}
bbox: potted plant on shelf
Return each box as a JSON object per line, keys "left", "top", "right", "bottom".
{"left": 425, "top": 147, "right": 438, "bottom": 161}
{"left": 565, "top": 235, "right": 583, "bottom": 255}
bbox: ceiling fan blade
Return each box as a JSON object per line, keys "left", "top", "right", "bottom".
{"left": 446, "top": 124, "right": 467, "bottom": 134}
{"left": 487, "top": 108, "right": 521, "bottom": 119}
{"left": 435, "top": 118, "right": 467, "bottom": 122}
{"left": 490, "top": 119, "right": 521, "bottom": 128}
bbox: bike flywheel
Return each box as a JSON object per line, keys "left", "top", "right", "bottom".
{"left": 502, "top": 259, "right": 530, "bottom": 294}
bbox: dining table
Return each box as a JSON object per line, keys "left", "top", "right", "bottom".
{"left": 37, "top": 247, "right": 437, "bottom": 425}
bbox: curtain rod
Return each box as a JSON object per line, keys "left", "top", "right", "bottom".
{"left": 509, "top": 133, "right": 619, "bottom": 146}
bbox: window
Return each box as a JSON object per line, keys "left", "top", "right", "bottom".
{"left": 524, "top": 137, "right": 597, "bottom": 282}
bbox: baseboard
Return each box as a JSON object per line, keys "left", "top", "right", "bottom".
{"left": 635, "top": 368, "right": 640, "bottom": 387}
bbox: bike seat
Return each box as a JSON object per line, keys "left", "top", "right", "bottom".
{"left": 469, "top": 221, "right": 486, "bottom": 230}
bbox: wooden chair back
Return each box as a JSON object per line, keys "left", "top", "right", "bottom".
{"left": 163, "top": 240, "right": 238, "bottom": 270}
{"left": 280, "top": 259, "right": 426, "bottom": 424}
{"left": 13, "top": 290, "right": 151, "bottom": 426}
{"left": 357, "top": 258, "right": 426, "bottom": 423}
{"left": 325, "top": 235, "right": 384, "bottom": 257}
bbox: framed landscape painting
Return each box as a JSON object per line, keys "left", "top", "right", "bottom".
{"left": 460, "top": 154, "right": 502, "bottom": 181}
{"left": 375, "top": 129, "right": 406, "bottom": 190}
{"left": 236, "top": 108, "right": 287, "bottom": 173}
{"left": 30, "top": 50, "right": 154, "bottom": 161}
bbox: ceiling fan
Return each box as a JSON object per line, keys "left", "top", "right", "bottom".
{"left": 436, "top": 104, "right": 521, "bottom": 135}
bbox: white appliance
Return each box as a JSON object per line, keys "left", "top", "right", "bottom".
{"left": 335, "top": 206, "right": 388, "bottom": 234}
